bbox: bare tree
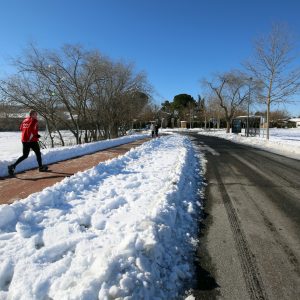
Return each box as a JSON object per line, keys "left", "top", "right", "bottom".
{"left": 0, "top": 43, "right": 152, "bottom": 144}
{"left": 245, "top": 23, "right": 300, "bottom": 139}
{"left": 203, "top": 71, "right": 249, "bottom": 132}
{"left": 0, "top": 74, "right": 62, "bottom": 146}
{"left": 35, "top": 44, "right": 98, "bottom": 144}
{"left": 90, "top": 59, "right": 150, "bottom": 138}
{"left": 1, "top": 45, "right": 107, "bottom": 144}
{"left": 209, "top": 97, "right": 224, "bottom": 129}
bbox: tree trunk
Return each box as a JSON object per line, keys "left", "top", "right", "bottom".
{"left": 226, "top": 120, "right": 231, "bottom": 133}
{"left": 110, "top": 123, "right": 119, "bottom": 138}
{"left": 57, "top": 129, "right": 65, "bottom": 147}
{"left": 266, "top": 97, "right": 271, "bottom": 140}
{"left": 45, "top": 119, "right": 55, "bottom": 148}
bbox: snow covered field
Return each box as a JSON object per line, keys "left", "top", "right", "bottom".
{"left": 0, "top": 127, "right": 299, "bottom": 299}
{"left": 0, "top": 130, "right": 100, "bottom": 161}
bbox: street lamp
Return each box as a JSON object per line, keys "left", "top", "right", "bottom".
{"left": 247, "top": 77, "right": 253, "bottom": 137}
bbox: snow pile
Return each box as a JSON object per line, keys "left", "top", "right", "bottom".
{"left": 0, "top": 134, "right": 148, "bottom": 177}
{"left": 0, "top": 134, "right": 203, "bottom": 299}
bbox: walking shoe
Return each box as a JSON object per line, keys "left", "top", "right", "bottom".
{"left": 8, "top": 165, "right": 15, "bottom": 176}
{"left": 39, "top": 165, "right": 48, "bottom": 172}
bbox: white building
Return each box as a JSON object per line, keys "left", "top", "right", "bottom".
{"left": 289, "top": 118, "right": 300, "bottom": 128}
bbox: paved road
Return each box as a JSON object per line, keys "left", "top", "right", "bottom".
{"left": 186, "top": 133, "right": 300, "bottom": 300}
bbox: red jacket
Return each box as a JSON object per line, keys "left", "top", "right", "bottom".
{"left": 20, "top": 117, "right": 39, "bottom": 142}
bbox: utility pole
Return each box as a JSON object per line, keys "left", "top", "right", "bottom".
{"left": 247, "top": 77, "right": 253, "bottom": 137}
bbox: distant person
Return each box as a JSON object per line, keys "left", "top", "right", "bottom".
{"left": 150, "top": 123, "right": 155, "bottom": 138}
{"left": 8, "top": 110, "right": 48, "bottom": 176}
{"left": 155, "top": 124, "right": 159, "bottom": 137}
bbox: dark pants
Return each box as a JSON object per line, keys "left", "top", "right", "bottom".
{"left": 13, "top": 142, "right": 42, "bottom": 168}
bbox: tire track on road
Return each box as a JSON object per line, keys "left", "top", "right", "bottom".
{"left": 228, "top": 156, "right": 300, "bottom": 276}
{"left": 212, "top": 161, "right": 268, "bottom": 300}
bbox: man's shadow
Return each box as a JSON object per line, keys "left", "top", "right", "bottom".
{"left": 14, "top": 170, "right": 73, "bottom": 181}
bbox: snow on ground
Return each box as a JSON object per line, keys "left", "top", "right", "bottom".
{"left": 0, "top": 132, "right": 23, "bottom": 159}
{"left": 0, "top": 130, "right": 150, "bottom": 160}
{"left": 0, "top": 134, "right": 204, "bottom": 299}
{"left": 0, "top": 127, "right": 298, "bottom": 299}
{"left": 0, "top": 130, "right": 77, "bottom": 159}
{"left": 162, "top": 127, "right": 300, "bottom": 160}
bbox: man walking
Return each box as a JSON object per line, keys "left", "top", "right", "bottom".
{"left": 154, "top": 124, "right": 159, "bottom": 137}
{"left": 8, "top": 110, "right": 48, "bottom": 176}
{"left": 150, "top": 123, "right": 155, "bottom": 138}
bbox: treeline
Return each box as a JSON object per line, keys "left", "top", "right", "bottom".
{"left": 160, "top": 93, "right": 295, "bottom": 130}
{"left": 200, "top": 24, "right": 300, "bottom": 139}
{"left": 0, "top": 44, "right": 153, "bottom": 146}
{"left": 162, "top": 24, "right": 300, "bottom": 139}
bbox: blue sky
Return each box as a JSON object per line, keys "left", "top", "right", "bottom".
{"left": 0, "top": 0, "right": 300, "bottom": 116}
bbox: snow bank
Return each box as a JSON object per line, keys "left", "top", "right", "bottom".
{"left": 0, "top": 134, "right": 203, "bottom": 299}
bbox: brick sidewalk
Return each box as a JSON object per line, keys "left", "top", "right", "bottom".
{"left": 0, "top": 139, "right": 148, "bottom": 205}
